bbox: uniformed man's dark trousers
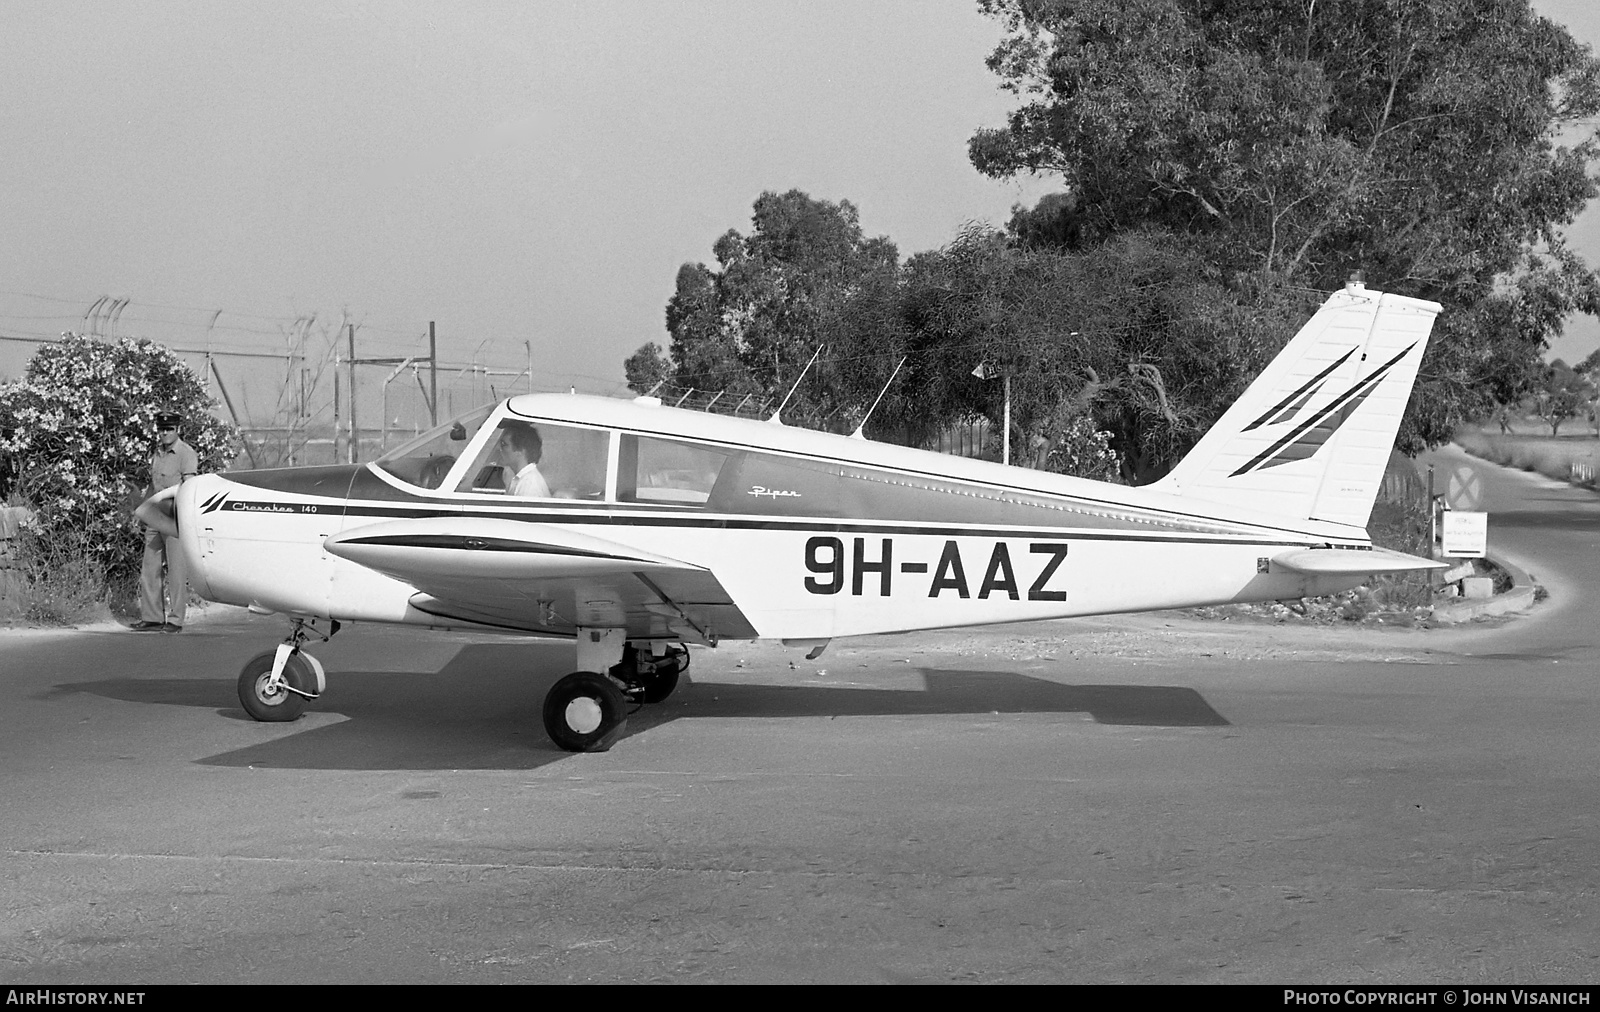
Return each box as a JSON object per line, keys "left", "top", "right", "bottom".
{"left": 138, "top": 526, "right": 187, "bottom": 627}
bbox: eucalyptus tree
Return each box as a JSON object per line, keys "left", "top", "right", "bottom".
{"left": 625, "top": 190, "right": 904, "bottom": 432}
{"left": 971, "top": 0, "right": 1600, "bottom": 453}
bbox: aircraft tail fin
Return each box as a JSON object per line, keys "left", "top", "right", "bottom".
{"left": 1151, "top": 282, "right": 1441, "bottom": 530}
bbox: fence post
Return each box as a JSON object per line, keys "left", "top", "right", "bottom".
{"left": 347, "top": 323, "right": 358, "bottom": 463}
{"left": 333, "top": 358, "right": 341, "bottom": 465}
{"left": 0, "top": 505, "right": 32, "bottom": 616}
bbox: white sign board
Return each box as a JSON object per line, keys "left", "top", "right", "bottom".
{"left": 1441, "top": 510, "right": 1488, "bottom": 558}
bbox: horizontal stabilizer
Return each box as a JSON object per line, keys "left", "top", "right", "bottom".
{"left": 1271, "top": 547, "right": 1445, "bottom": 576}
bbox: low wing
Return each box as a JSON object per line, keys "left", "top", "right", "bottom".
{"left": 324, "top": 517, "right": 756, "bottom": 643}
{"left": 1271, "top": 547, "right": 1445, "bottom": 575}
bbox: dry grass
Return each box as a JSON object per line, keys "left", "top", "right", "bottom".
{"left": 1364, "top": 505, "right": 1433, "bottom": 611}
{"left": 1454, "top": 426, "right": 1600, "bottom": 489}
{"left": 12, "top": 532, "right": 110, "bottom": 626}
{"left": 1188, "top": 452, "right": 1437, "bottom": 625}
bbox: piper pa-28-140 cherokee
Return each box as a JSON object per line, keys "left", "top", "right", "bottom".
{"left": 138, "top": 281, "right": 1445, "bottom": 752}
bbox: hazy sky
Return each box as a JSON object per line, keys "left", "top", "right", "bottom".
{"left": 3, "top": 0, "right": 1598, "bottom": 406}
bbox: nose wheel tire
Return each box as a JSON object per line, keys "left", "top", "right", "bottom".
{"left": 543, "top": 671, "right": 628, "bottom": 752}
{"left": 237, "top": 650, "right": 312, "bottom": 722}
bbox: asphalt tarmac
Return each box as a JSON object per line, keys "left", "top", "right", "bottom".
{"left": 2, "top": 445, "right": 1597, "bottom": 984}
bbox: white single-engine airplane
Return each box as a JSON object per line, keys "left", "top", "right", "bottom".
{"left": 140, "top": 281, "right": 1444, "bottom": 752}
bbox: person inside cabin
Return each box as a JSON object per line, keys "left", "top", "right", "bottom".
{"left": 498, "top": 420, "right": 551, "bottom": 498}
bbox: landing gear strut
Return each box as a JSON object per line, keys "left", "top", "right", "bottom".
{"left": 237, "top": 618, "right": 336, "bottom": 722}
{"left": 539, "top": 633, "right": 690, "bottom": 753}
{"left": 611, "top": 643, "right": 689, "bottom": 705}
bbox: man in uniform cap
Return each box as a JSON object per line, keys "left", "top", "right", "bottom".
{"left": 132, "top": 409, "right": 199, "bottom": 631}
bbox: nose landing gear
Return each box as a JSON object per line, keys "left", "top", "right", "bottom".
{"left": 237, "top": 618, "right": 336, "bottom": 722}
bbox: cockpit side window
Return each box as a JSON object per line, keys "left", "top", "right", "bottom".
{"left": 456, "top": 420, "right": 609, "bottom": 499}
{"left": 617, "top": 435, "right": 730, "bottom": 506}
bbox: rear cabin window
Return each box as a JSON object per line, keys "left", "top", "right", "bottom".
{"left": 617, "top": 436, "right": 730, "bottom": 506}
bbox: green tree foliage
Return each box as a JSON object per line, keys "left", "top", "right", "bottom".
{"left": 970, "top": 0, "right": 1600, "bottom": 455}
{"left": 1576, "top": 345, "right": 1600, "bottom": 378}
{"left": 626, "top": 190, "right": 906, "bottom": 431}
{"left": 622, "top": 340, "right": 670, "bottom": 397}
{"left": 901, "top": 224, "right": 1314, "bottom": 481}
{"left": 1528, "top": 359, "right": 1595, "bottom": 435}
{"left": 628, "top": 192, "right": 1300, "bottom": 481}
{"left": 0, "top": 335, "right": 240, "bottom": 582}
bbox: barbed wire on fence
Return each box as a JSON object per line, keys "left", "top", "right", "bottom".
{"left": 1, "top": 285, "right": 1058, "bottom": 468}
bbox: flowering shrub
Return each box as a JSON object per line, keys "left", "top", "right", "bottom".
{"left": 0, "top": 335, "right": 240, "bottom": 583}
{"left": 1043, "top": 414, "right": 1123, "bottom": 483}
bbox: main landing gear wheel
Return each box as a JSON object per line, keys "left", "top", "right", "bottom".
{"left": 543, "top": 671, "right": 628, "bottom": 753}
{"left": 237, "top": 650, "right": 314, "bottom": 722}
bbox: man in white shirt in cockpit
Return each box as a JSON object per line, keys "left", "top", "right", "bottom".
{"left": 498, "top": 421, "right": 552, "bottom": 498}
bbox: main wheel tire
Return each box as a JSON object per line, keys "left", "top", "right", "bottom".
{"left": 638, "top": 663, "right": 681, "bottom": 704}
{"left": 543, "top": 671, "right": 628, "bottom": 752}
{"left": 237, "top": 650, "right": 312, "bottom": 722}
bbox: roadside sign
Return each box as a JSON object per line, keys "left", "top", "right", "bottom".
{"left": 1446, "top": 464, "right": 1482, "bottom": 510}
{"left": 1441, "top": 510, "right": 1488, "bottom": 557}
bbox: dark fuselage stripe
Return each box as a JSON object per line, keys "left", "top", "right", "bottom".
{"left": 230, "top": 462, "right": 1322, "bottom": 539}
{"left": 339, "top": 534, "right": 646, "bottom": 560}
{"left": 316, "top": 501, "right": 1322, "bottom": 547}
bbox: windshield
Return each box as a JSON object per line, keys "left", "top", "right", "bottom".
{"left": 372, "top": 404, "right": 496, "bottom": 489}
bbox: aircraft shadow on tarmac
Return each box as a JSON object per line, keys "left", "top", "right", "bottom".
{"left": 46, "top": 642, "right": 1229, "bottom": 772}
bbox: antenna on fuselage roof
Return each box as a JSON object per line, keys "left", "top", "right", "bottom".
{"left": 850, "top": 356, "right": 907, "bottom": 440}
{"left": 768, "top": 345, "right": 825, "bottom": 425}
